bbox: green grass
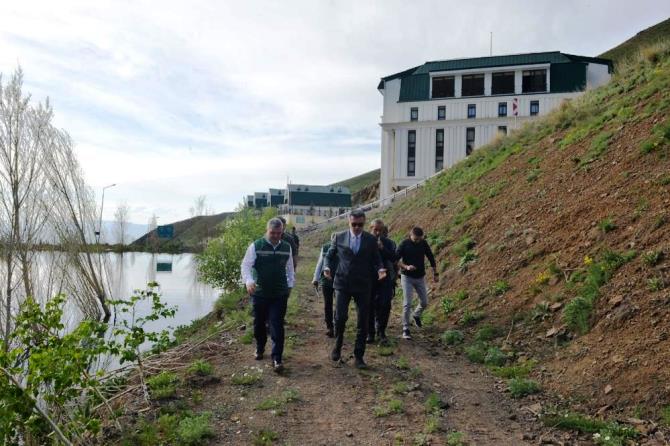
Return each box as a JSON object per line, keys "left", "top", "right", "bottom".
{"left": 580, "top": 130, "right": 614, "bottom": 167}
{"left": 394, "top": 356, "right": 410, "bottom": 370}
{"left": 508, "top": 378, "right": 540, "bottom": 398}
{"left": 424, "top": 415, "right": 440, "bottom": 434}
{"left": 459, "top": 310, "right": 485, "bottom": 326}
{"left": 452, "top": 236, "right": 476, "bottom": 257}
{"left": 256, "top": 389, "right": 300, "bottom": 414}
{"left": 424, "top": 393, "right": 446, "bottom": 414}
{"left": 598, "top": 217, "right": 617, "bottom": 233}
{"left": 542, "top": 412, "right": 638, "bottom": 445}
{"left": 648, "top": 277, "right": 665, "bottom": 291}
{"left": 253, "top": 429, "right": 278, "bottom": 445}
{"left": 660, "top": 405, "right": 670, "bottom": 426}
{"left": 176, "top": 413, "right": 215, "bottom": 446}
{"left": 374, "top": 399, "right": 404, "bottom": 417}
{"left": 391, "top": 381, "right": 410, "bottom": 395}
{"left": 331, "top": 168, "right": 380, "bottom": 195}
{"left": 187, "top": 359, "right": 214, "bottom": 376}
{"left": 446, "top": 431, "right": 467, "bottom": 446}
{"left": 231, "top": 367, "right": 263, "bottom": 386}
{"left": 378, "top": 345, "right": 395, "bottom": 356}
{"left": 147, "top": 371, "right": 180, "bottom": 400}
{"left": 441, "top": 329, "right": 465, "bottom": 345}
{"left": 464, "top": 342, "right": 487, "bottom": 363}
{"left": 490, "top": 280, "right": 511, "bottom": 296}
{"left": 489, "top": 360, "right": 537, "bottom": 379}
{"left": 642, "top": 250, "right": 664, "bottom": 266}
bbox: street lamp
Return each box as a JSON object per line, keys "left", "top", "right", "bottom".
{"left": 96, "top": 183, "right": 117, "bottom": 244}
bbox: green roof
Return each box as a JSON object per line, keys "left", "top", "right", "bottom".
{"left": 378, "top": 51, "right": 613, "bottom": 102}
{"left": 287, "top": 184, "right": 351, "bottom": 207}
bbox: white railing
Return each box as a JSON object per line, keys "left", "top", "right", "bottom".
{"left": 301, "top": 169, "right": 445, "bottom": 232}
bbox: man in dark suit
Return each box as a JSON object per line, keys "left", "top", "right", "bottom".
{"left": 323, "top": 210, "right": 386, "bottom": 369}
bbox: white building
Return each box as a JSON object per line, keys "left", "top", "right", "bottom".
{"left": 378, "top": 51, "right": 612, "bottom": 199}
{"left": 279, "top": 184, "right": 352, "bottom": 229}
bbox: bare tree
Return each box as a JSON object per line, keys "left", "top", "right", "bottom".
{"left": 189, "top": 195, "right": 207, "bottom": 217}
{"left": 114, "top": 202, "right": 130, "bottom": 245}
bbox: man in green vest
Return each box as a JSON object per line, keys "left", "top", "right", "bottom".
{"left": 241, "top": 217, "right": 295, "bottom": 373}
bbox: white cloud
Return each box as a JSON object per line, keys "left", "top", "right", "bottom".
{"left": 1, "top": 0, "right": 669, "bottom": 222}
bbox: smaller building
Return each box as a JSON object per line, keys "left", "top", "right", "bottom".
{"left": 253, "top": 192, "right": 268, "bottom": 208}
{"left": 269, "top": 188, "right": 286, "bottom": 207}
{"left": 246, "top": 195, "right": 254, "bottom": 208}
{"left": 279, "top": 184, "right": 352, "bottom": 228}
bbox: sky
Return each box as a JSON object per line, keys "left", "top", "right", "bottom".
{"left": 1, "top": 1, "right": 669, "bottom": 224}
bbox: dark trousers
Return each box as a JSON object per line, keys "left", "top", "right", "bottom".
{"left": 368, "top": 280, "right": 394, "bottom": 338}
{"left": 334, "top": 288, "right": 370, "bottom": 359}
{"left": 322, "top": 284, "right": 335, "bottom": 329}
{"left": 252, "top": 294, "right": 289, "bottom": 362}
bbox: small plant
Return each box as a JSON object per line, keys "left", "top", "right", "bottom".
{"left": 442, "top": 297, "right": 456, "bottom": 315}
{"left": 534, "top": 270, "right": 552, "bottom": 285}
{"left": 508, "top": 378, "right": 540, "bottom": 398}
{"left": 424, "top": 415, "right": 440, "bottom": 434}
{"left": 452, "top": 236, "right": 476, "bottom": 257}
{"left": 446, "top": 431, "right": 467, "bottom": 446}
{"left": 598, "top": 217, "right": 617, "bottom": 233}
{"left": 484, "top": 346, "right": 507, "bottom": 366}
{"left": 424, "top": 392, "right": 446, "bottom": 414}
{"left": 526, "top": 168, "right": 541, "bottom": 183}
{"left": 188, "top": 359, "right": 214, "bottom": 376}
{"left": 254, "top": 429, "right": 278, "bottom": 445}
{"left": 474, "top": 325, "right": 501, "bottom": 342}
{"left": 441, "top": 329, "right": 465, "bottom": 345}
{"left": 147, "top": 371, "right": 180, "bottom": 399}
{"left": 542, "top": 412, "right": 638, "bottom": 444}
{"left": 256, "top": 389, "right": 300, "bottom": 413}
{"left": 391, "top": 381, "right": 409, "bottom": 395}
{"left": 490, "top": 280, "right": 511, "bottom": 296}
{"left": 395, "top": 356, "right": 410, "bottom": 370}
{"left": 460, "top": 310, "right": 485, "bottom": 326}
{"left": 660, "top": 405, "right": 670, "bottom": 426}
{"left": 464, "top": 343, "right": 487, "bottom": 363}
{"left": 378, "top": 345, "right": 395, "bottom": 356}
{"left": 177, "top": 413, "right": 215, "bottom": 446}
{"left": 374, "top": 399, "right": 404, "bottom": 417}
{"left": 458, "top": 251, "right": 478, "bottom": 271}
{"left": 642, "top": 250, "right": 664, "bottom": 267}
{"left": 563, "top": 296, "right": 593, "bottom": 335}
{"left": 648, "top": 277, "right": 665, "bottom": 291}
{"left": 231, "top": 367, "right": 263, "bottom": 385}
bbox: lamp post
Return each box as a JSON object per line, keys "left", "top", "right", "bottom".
{"left": 96, "top": 183, "right": 116, "bottom": 244}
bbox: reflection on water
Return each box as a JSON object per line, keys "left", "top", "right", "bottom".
{"left": 107, "top": 252, "right": 218, "bottom": 333}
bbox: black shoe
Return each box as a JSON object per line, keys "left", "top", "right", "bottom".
{"left": 366, "top": 335, "right": 375, "bottom": 344}
{"left": 402, "top": 329, "right": 412, "bottom": 340}
{"left": 273, "top": 360, "right": 284, "bottom": 373}
{"left": 330, "top": 348, "right": 341, "bottom": 362}
{"left": 354, "top": 357, "right": 368, "bottom": 369}
{"left": 326, "top": 328, "right": 334, "bottom": 338}
{"left": 254, "top": 351, "right": 264, "bottom": 360}
{"left": 413, "top": 315, "right": 423, "bottom": 328}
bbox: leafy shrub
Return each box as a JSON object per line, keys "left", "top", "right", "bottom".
{"left": 490, "top": 280, "right": 511, "bottom": 296}
{"left": 441, "top": 330, "right": 465, "bottom": 345}
{"left": 489, "top": 360, "right": 537, "bottom": 379}
{"left": 374, "top": 399, "right": 404, "bottom": 417}
{"left": 598, "top": 217, "right": 617, "bottom": 233}
{"left": 465, "top": 343, "right": 487, "bottom": 363}
{"left": 458, "top": 251, "right": 477, "bottom": 270}
{"left": 148, "top": 371, "right": 180, "bottom": 399}
{"left": 642, "top": 250, "right": 664, "bottom": 266}
{"left": 484, "top": 347, "right": 507, "bottom": 366}
{"left": 460, "top": 310, "right": 485, "bottom": 326}
{"left": 508, "top": 378, "right": 540, "bottom": 398}
{"left": 452, "top": 236, "right": 476, "bottom": 257}
{"left": 231, "top": 367, "right": 263, "bottom": 385}
{"left": 188, "top": 360, "right": 214, "bottom": 377}
{"left": 474, "top": 324, "right": 502, "bottom": 342}
{"left": 177, "top": 413, "right": 215, "bottom": 446}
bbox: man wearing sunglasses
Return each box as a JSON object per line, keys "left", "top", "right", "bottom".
{"left": 323, "top": 210, "right": 386, "bottom": 369}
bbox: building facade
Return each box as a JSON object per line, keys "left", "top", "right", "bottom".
{"left": 279, "top": 184, "right": 352, "bottom": 229}
{"left": 378, "top": 52, "right": 612, "bottom": 199}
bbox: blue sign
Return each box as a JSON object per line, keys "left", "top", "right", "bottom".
{"left": 156, "top": 262, "right": 173, "bottom": 272}
{"left": 156, "top": 225, "right": 174, "bottom": 239}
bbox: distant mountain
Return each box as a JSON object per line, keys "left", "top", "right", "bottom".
{"left": 130, "top": 212, "right": 235, "bottom": 252}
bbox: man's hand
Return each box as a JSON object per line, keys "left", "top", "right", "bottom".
{"left": 323, "top": 268, "right": 332, "bottom": 279}
{"left": 246, "top": 282, "right": 256, "bottom": 295}
{"left": 312, "top": 280, "right": 319, "bottom": 288}
{"left": 405, "top": 265, "right": 417, "bottom": 272}
{"left": 378, "top": 269, "right": 387, "bottom": 281}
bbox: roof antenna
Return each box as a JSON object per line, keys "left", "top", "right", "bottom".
{"left": 490, "top": 32, "right": 493, "bottom": 56}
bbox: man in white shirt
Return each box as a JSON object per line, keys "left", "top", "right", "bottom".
{"left": 240, "top": 218, "right": 295, "bottom": 372}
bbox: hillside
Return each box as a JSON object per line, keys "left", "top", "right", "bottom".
{"left": 332, "top": 168, "right": 380, "bottom": 205}
{"left": 131, "top": 211, "right": 235, "bottom": 252}
{"left": 600, "top": 17, "right": 670, "bottom": 64}
{"left": 344, "top": 40, "right": 670, "bottom": 422}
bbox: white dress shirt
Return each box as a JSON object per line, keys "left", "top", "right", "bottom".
{"left": 240, "top": 239, "right": 295, "bottom": 288}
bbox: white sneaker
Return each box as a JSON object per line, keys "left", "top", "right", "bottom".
{"left": 402, "top": 329, "right": 412, "bottom": 340}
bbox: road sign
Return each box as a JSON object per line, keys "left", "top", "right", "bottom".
{"left": 156, "top": 224, "right": 174, "bottom": 239}
{"left": 512, "top": 98, "right": 519, "bottom": 116}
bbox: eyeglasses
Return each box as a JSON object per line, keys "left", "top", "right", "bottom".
{"left": 350, "top": 222, "right": 364, "bottom": 228}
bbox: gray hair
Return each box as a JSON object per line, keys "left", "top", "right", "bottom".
{"left": 267, "top": 217, "right": 284, "bottom": 230}
{"left": 370, "top": 218, "right": 384, "bottom": 227}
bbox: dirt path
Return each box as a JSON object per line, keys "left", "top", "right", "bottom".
{"left": 196, "top": 248, "right": 564, "bottom": 445}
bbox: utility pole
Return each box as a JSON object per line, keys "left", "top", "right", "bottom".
{"left": 490, "top": 32, "right": 493, "bottom": 56}
{"left": 96, "top": 183, "right": 116, "bottom": 244}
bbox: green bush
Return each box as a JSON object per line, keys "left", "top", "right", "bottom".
{"left": 188, "top": 359, "right": 214, "bottom": 377}
{"left": 508, "top": 378, "right": 540, "bottom": 398}
{"left": 474, "top": 324, "right": 502, "bottom": 342}
{"left": 484, "top": 346, "right": 507, "bottom": 366}
{"left": 491, "top": 280, "right": 511, "bottom": 296}
{"left": 563, "top": 296, "right": 593, "bottom": 335}
{"left": 642, "top": 250, "right": 664, "bottom": 266}
{"left": 489, "top": 360, "right": 537, "bottom": 379}
{"left": 177, "top": 413, "right": 215, "bottom": 446}
{"left": 452, "top": 236, "right": 476, "bottom": 257}
{"left": 441, "top": 329, "right": 465, "bottom": 345}
{"left": 374, "top": 399, "right": 404, "bottom": 417}
{"left": 442, "top": 297, "right": 457, "bottom": 315}
{"left": 460, "top": 310, "right": 485, "bottom": 326}
{"left": 465, "top": 343, "right": 487, "bottom": 363}
{"left": 148, "top": 371, "right": 180, "bottom": 399}
{"left": 598, "top": 217, "right": 617, "bottom": 233}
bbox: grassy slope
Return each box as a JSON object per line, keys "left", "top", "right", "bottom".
{"left": 599, "top": 17, "right": 670, "bottom": 63}
{"left": 317, "top": 43, "right": 670, "bottom": 419}
{"left": 331, "top": 169, "right": 381, "bottom": 205}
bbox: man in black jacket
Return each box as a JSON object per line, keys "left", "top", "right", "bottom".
{"left": 367, "top": 218, "right": 397, "bottom": 345}
{"left": 324, "top": 210, "right": 386, "bottom": 369}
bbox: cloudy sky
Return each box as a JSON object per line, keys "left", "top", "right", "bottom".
{"left": 1, "top": 1, "right": 668, "bottom": 224}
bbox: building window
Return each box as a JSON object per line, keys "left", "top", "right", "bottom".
{"left": 407, "top": 130, "right": 416, "bottom": 176}
{"left": 466, "top": 127, "right": 475, "bottom": 156}
{"left": 498, "top": 125, "right": 507, "bottom": 135}
{"left": 432, "top": 76, "right": 455, "bottom": 98}
{"left": 492, "top": 71, "right": 515, "bottom": 95}
{"left": 522, "top": 69, "right": 547, "bottom": 93}
{"left": 467, "top": 104, "right": 476, "bottom": 119}
{"left": 435, "top": 129, "right": 444, "bottom": 172}
{"left": 498, "top": 102, "right": 507, "bottom": 117}
{"left": 530, "top": 100, "right": 540, "bottom": 116}
{"left": 437, "top": 106, "right": 446, "bottom": 120}
{"left": 461, "top": 74, "right": 485, "bottom": 96}
{"left": 410, "top": 107, "right": 418, "bottom": 121}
